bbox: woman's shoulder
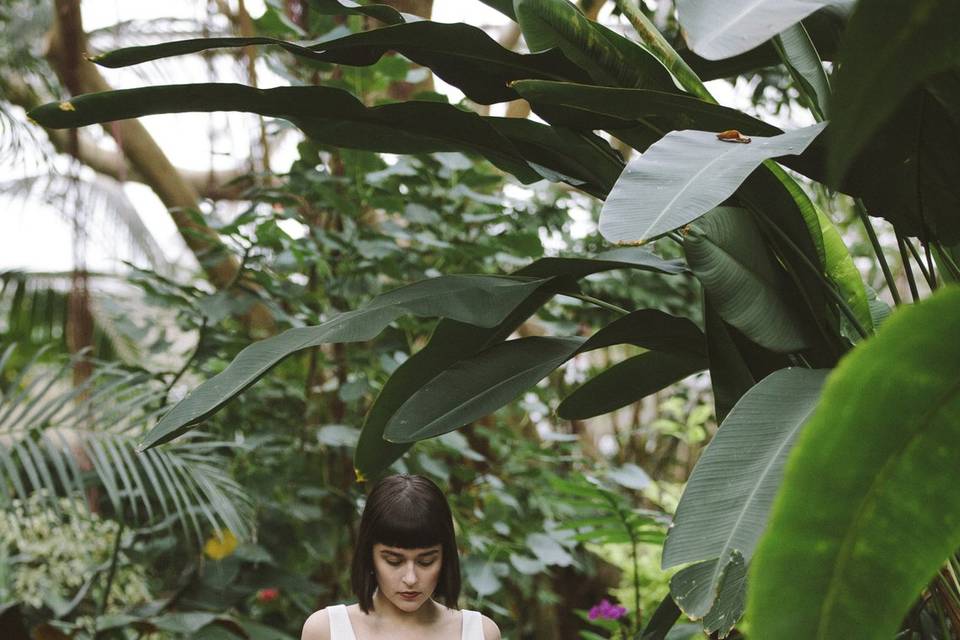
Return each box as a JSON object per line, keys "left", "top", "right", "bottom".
{"left": 461, "top": 609, "right": 500, "bottom": 640}
{"left": 479, "top": 613, "right": 501, "bottom": 640}
{"left": 301, "top": 606, "right": 342, "bottom": 640}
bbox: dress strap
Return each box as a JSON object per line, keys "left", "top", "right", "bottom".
{"left": 461, "top": 609, "right": 484, "bottom": 640}
{"left": 327, "top": 604, "right": 359, "bottom": 640}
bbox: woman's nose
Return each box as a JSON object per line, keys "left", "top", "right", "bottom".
{"left": 402, "top": 563, "right": 417, "bottom": 585}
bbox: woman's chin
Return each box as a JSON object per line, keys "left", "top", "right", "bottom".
{"left": 390, "top": 595, "right": 425, "bottom": 612}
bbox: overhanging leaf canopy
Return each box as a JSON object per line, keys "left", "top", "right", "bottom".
{"left": 140, "top": 275, "right": 547, "bottom": 450}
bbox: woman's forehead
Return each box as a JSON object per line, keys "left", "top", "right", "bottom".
{"left": 374, "top": 543, "right": 442, "bottom": 556}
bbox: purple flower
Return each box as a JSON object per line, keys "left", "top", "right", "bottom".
{"left": 588, "top": 598, "right": 628, "bottom": 620}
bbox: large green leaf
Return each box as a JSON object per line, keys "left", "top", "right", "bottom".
{"left": 670, "top": 551, "right": 746, "bottom": 638}
{"left": 383, "top": 309, "right": 705, "bottom": 442}
{"left": 598, "top": 123, "right": 827, "bottom": 244}
{"left": 353, "top": 248, "right": 686, "bottom": 476}
{"left": 514, "top": 0, "right": 675, "bottom": 90}
{"left": 141, "top": 275, "right": 546, "bottom": 450}
{"left": 748, "top": 286, "right": 960, "bottom": 639}
{"left": 90, "top": 22, "right": 590, "bottom": 105}
{"left": 662, "top": 367, "right": 826, "bottom": 620}
{"left": 842, "top": 80, "right": 960, "bottom": 244}
{"left": 685, "top": 207, "right": 810, "bottom": 352}
{"left": 28, "top": 83, "right": 623, "bottom": 194}
{"left": 556, "top": 350, "right": 707, "bottom": 419}
{"left": 675, "top": 0, "right": 853, "bottom": 61}
{"left": 828, "top": 0, "right": 960, "bottom": 184}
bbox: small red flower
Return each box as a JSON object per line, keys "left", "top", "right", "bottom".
{"left": 256, "top": 587, "right": 280, "bottom": 603}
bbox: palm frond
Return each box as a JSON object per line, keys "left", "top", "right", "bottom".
{"left": 0, "top": 345, "right": 255, "bottom": 545}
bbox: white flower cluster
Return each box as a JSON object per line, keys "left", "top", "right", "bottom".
{"left": 0, "top": 493, "right": 152, "bottom": 613}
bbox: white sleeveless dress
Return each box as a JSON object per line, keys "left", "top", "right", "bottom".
{"left": 327, "top": 604, "right": 485, "bottom": 640}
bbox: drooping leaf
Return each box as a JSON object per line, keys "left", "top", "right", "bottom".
{"left": 685, "top": 208, "right": 811, "bottom": 352}
{"left": 514, "top": 0, "right": 675, "bottom": 91}
{"left": 353, "top": 248, "right": 686, "bottom": 476}
{"left": 511, "top": 80, "right": 782, "bottom": 141}
{"left": 557, "top": 351, "right": 706, "bottom": 419}
{"left": 675, "top": 0, "right": 853, "bottom": 61}
{"left": 828, "top": 0, "right": 960, "bottom": 184}
{"left": 90, "top": 22, "right": 591, "bottom": 105}
{"left": 748, "top": 286, "right": 960, "bottom": 639}
{"left": 773, "top": 22, "right": 831, "bottom": 119}
{"left": 663, "top": 368, "right": 827, "bottom": 617}
{"left": 598, "top": 123, "right": 827, "bottom": 244}
{"left": 384, "top": 309, "right": 705, "bottom": 442}
{"left": 142, "top": 276, "right": 546, "bottom": 450}
{"left": 670, "top": 551, "right": 746, "bottom": 636}
{"left": 29, "top": 83, "right": 623, "bottom": 193}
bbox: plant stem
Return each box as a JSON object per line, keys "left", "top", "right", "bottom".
{"left": 854, "top": 199, "right": 902, "bottom": 306}
{"left": 613, "top": 0, "right": 715, "bottom": 103}
{"left": 97, "top": 521, "right": 126, "bottom": 622}
{"left": 935, "top": 241, "right": 960, "bottom": 281}
{"left": 561, "top": 292, "right": 630, "bottom": 316}
{"left": 923, "top": 239, "right": 937, "bottom": 290}
{"left": 903, "top": 236, "right": 933, "bottom": 286}
{"left": 896, "top": 235, "right": 921, "bottom": 302}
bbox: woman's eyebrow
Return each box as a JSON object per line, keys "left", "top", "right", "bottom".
{"left": 416, "top": 550, "right": 440, "bottom": 558}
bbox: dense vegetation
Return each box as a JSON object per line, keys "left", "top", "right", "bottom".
{"left": 2, "top": 0, "right": 959, "bottom": 638}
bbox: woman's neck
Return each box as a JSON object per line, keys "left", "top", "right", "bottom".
{"left": 370, "top": 590, "right": 442, "bottom": 626}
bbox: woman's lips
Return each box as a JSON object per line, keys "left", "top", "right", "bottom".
{"left": 398, "top": 592, "right": 420, "bottom": 600}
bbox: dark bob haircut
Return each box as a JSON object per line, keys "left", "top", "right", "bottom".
{"left": 351, "top": 474, "right": 461, "bottom": 613}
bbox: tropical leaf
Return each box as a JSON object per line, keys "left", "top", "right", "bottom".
{"left": 598, "top": 123, "right": 827, "bottom": 245}
{"left": 773, "top": 22, "right": 830, "bottom": 120}
{"left": 141, "top": 275, "right": 547, "bottom": 450}
{"left": 28, "top": 83, "right": 621, "bottom": 194}
{"left": 353, "top": 248, "right": 686, "bottom": 476}
{"left": 840, "top": 78, "right": 960, "bottom": 244}
{"left": 511, "top": 80, "right": 782, "bottom": 142}
{"left": 557, "top": 351, "right": 706, "bottom": 420}
{"left": 828, "top": 0, "right": 960, "bottom": 184}
{"left": 383, "top": 309, "right": 705, "bottom": 442}
{"left": 816, "top": 208, "right": 872, "bottom": 336}
{"left": 748, "top": 286, "right": 960, "bottom": 639}
{"left": 662, "top": 368, "right": 827, "bottom": 619}
{"left": 0, "top": 346, "right": 253, "bottom": 544}
{"left": 514, "top": 0, "right": 675, "bottom": 91}
{"left": 675, "top": 0, "right": 853, "bottom": 61}
{"left": 685, "top": 207, "right": 810, "bottom": 352}
{"left": 89, "top": 22, "right": 591, "bottom": 105}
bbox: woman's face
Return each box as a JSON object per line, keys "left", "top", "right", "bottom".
{"left": 372, "top": 543, "right": 443, "bottom": 612}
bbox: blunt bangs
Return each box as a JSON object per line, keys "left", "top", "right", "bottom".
{"left": 369, "top": 491, "right": 446, "bottom": 549}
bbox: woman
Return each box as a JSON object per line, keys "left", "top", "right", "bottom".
{"left": 301, "top": 474, "right": 501, "bottom": 640}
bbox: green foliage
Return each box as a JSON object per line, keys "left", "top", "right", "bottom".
{"left": 14, "top": 0, "right": 960, "bottom": 637}
{"left": 748, "top": 287, "right": 960, "bottom": 638}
